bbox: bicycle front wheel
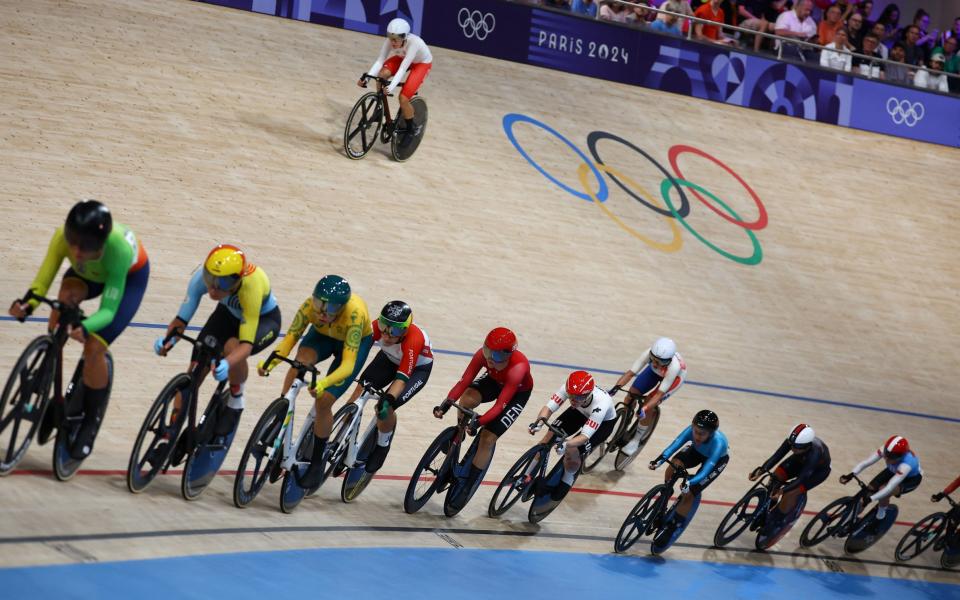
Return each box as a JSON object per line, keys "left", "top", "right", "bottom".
{"left": 233, "top": 397, "right": 288, "bottom": 508}
{"left": 800, "top": 496, "right": 853, "bottom": 548}
{"left": 489, "top": 445, "right": 543, "bottom": 518}
{"left": 614, "top": 485, "right": 669, "bottom": 553}
{"left": 714, "top": 488, "right": 766, "bottom": 548}
{"left": 894, "top": 511, "right": 946, "bottom": 562}
{"left": 0, "top": 335, "right": 55, "bottom": 475}
{"left": 343, "top": 92, "right": 382, "bottom": 159}
{"left": 404, "top": 427, "right": 456, "bottom": 514}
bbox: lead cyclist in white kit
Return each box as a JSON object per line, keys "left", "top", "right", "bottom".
{"left": 358, "top": 18, "right": 433, "bottom": 141}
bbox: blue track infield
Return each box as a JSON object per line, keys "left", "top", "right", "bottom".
{"left": 2, "top": 315, "right": 957, "bottom": 423}
{"left": 1, "top": 547, "right": 957, "bottom": 600}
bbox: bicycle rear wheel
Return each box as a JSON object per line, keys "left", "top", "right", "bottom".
{"left": 894, "top": 511, "right": 946, "bottom": 562}
{"left": 53, "top": 354, "right": 113, "bottom": 481}
{"left": 233, "top": 397, "right": 288, "bottom": 508}
{"left": 341, "top": 425, "right": 381, "bottom": 503}
{"left": 613, "top": 407, "right": 659, "bottom": 472}
{"left": 489, "top": 445, "right": 543, "bottom": 518}
{"left": 800, "top": 496, "right": 853, "bottom": 548}
{"left": 714, "top": 488, "right": 766, "bottom": 548}
{"left": 390, "top": 97, "right": 427, "bottom": 162}
{"left": 404, "top": 427, "right": 456, "bottom": 514}
{"left": 343, "top": 92, "right": 382, "bottom": 159}
{"left": 0, "top": 336, "right": 55, "bottom": 475}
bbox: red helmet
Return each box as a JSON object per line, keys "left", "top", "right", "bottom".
{"left": 566, "top": 370, "right": 595, "bottom": 398}
{"left": 483, "top": 327, "right": 517, "bottom": 363}
{"left": 883, "top": 435, "right": 910, "bottom": 459}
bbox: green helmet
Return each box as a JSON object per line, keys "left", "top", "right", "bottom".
{"left": 313, "top": 274, "right": 351, "bottom": 307}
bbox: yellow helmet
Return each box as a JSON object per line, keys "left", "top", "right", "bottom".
{"left": 203, "top": 244, "right": 247, "bottom": 291}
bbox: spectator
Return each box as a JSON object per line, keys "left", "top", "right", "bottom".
{"left": 875, "top": 3, "right": 900, "bottom": 47}
{"left": 694, "top": 0, "right": 738, "bottom": 45}
{"left": 651, "top": 10, "right": 684, "bottom": 35}
{"left": 901, "top": 25, "right": 926, "bottom": 66}
{"left": 658, "top": 0, "right": 694, "bottom": 35}
{"left": 626, "top": 1, "right": 653, "bottom": 25}
{"left": 570, "top": 0, "right": 599, "bottom": 17}
{"left": 599, "top": 0, "right": 629, "bottom": 22}
{"left": 909, "top": 9, "right": 938, "bottom": 52}
{"left": 543, "top": 0, "right": 572, "bottom": 9}
{"left": 819, "top": 4, "right": 844, "bottom": 45}
{"left": 913, "top": 52, "right": 949, "bottom": 92}
{"left": 821, "top": 27, "right": 854, "bottom": 71}
{"left": 775, "top": 0, "right": 818, "bottom": 61}
{"left": 853, "top": 30, "right": 885, "bottom": 77}
{"left": 858, "top": 1, "right": 873, "bottom": 20}
{"left": 933, "top": 36, "right": 959, "bottom": 74}
{"left": 739, "top": 1, "right": 789, "bottom": 51}
{"left": 885, "top": 41, "right": 912, "bottom": 84}
{"left": 846, "top": 10, "right": 867, "bottom": 51}
{"left": 948, "top": 17, "right": 960, "bottom": 43}
{"left": 868, "top": 21, "right": 889, "bottom": 58}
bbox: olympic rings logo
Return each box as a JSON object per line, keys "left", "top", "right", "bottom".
{"left": 886, "top": 98, "right": 925, "bottom": 127}
{"left": 458, "top": 8, "right": 496, "bottom": 41}
{"left": 502, "top": 113, "right": 768, "bottom": 266}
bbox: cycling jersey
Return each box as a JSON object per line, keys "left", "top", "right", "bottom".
{"left": 661, "top": 426, "right": 729, "bottom": 487}
{"left": 29, "top": 225, "right": 148, "bottom": 334}
{"left": 448, "top": 348, "right": 533, "bottom": 427}
{"left": 367, "top": 33, "right": 433, "bottom": 95}
{"left": 275, "top": 294, "right": 372, "bottom": 392}
{"left": 631, "top": 349, "right": 687, "bottom": 395}
{"left": 852, "top": 449, "right": 923, "bottom": 502}
{"left": 177, "top": 265, "right": 277, "bottom": 345}
{"left": 372, "top": 320, "right": 433, "bottom": 381}
{"left": 761, "top": 437, "right": 831, "bottom": 493}
{"left": 545, "top": 384, "right": 616, "bottom": 439}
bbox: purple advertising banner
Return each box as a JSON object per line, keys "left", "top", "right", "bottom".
{"left": 198, "top": 0, "right": 960, "bottom": 147}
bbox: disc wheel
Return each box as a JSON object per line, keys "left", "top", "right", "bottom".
{"left": 390, "top": 97, "right": 427, "bottom": 162}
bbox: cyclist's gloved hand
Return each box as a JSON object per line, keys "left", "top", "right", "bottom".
{"left": 749, "top": 466, "right": 764, "bottom": 481}
{"left": 607, "top": 385, "right": 621, "bottom": 396}
{"left": 679, "top": 482, "right": 690, "bottom": 495}
{"left": 258, "top": 356, "right": 281, "bottom": 376}
{"left": 528, "top": 420, "right": 543, "bottom": 435}
{"left": 378, "top": 393, "right": 395, "bottom": 420}
{"left": 648, "top": 455, "right": 665, "bottom": 471}
{"left": 839, "top": 472, "right": 854, "bottom": 485}
{"left": 311, "top": 379, "right": 328, "bottom": 398}
{"left": 154, "top": 335, "right": 177, "bottom": 356}
{"left": 467, "top": 417, "right": 480, "bottom": 437}
{"left": 932, "top": 492, "right": 945, "bottom": 502}
{"left": 433, "top": 399, "right": 452, "bottom": 419}
{"left": 213, "top": 359, "right": 230, "bottom": 381}
{"left": 555, "top": 440, "right": 568, "bottom": 456}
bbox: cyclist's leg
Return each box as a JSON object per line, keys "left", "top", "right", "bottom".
{"left": 398, "top": 62, "right": 431, "bottom": 124}
{"left": 471, "top": 388, "right": 531, "bottom": 478}
{"left": 623, "top": 366, "right": 662, "bottom": 454}
{"left": 529, "top": 408, "right": 580, "bottom": 483}
{"left": 222, "top": 305, "right": 281, "bottom": 427}
{"left": 682, "top": 454, "right": 729, "bottom": 517}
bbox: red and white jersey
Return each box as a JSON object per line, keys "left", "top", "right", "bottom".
{"left": 372, "top": 321, "right": 433, "bottom": 378}
{"left": 546, "top": 385, "right": 616, "bottom": 439}
{"left": 367, "top": 34, "right": 433, "bottom": 94}
{"left": 632, "top": 349, "right": 687, "bottom": 394}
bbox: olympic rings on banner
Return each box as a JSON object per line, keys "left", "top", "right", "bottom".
{"left": 576, "top": 163, "right": 684, "bottom": 253}
{"left": 587, "top": 131, "right": 690, "bottom": 218}
{"left": 660, "top": 178, "right": 763, "bottom": 266}
{"left": 502, "top": 113, "right": 769, "bottom": 265}
{"left": 502, "top": 113, "right": 609, "bottom": 202}
{"left": 668, "top": 145, "right": 767, "bottom": 230}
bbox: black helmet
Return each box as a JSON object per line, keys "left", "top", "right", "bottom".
{"left": 692, "top": 409, "right": 719, "bottom": 432}
{"left": 379, "top": 300, "right": 412, "bottom": 335}
{"left": 65, "top": 200, "right": 112, "bottom": 251}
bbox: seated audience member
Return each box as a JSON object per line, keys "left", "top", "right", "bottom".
{"left": 868, "top": 21, "right": 889, "bottom": 58}
{"left": 932, "top": 36, "right": 959, "bottom": 74}
{"left": 570, "top": 0, "right": 599, "bottom": 17}
{"left": 885, "top": 42, "right": 913, "bottom": 84}
{"left": 660, "top": 0, "right": 695, "bottom": 34}
{"left": 910, "top": 9, "right": 938, "bottom": 53}
{"left": 875, "top": 3, "right": 901, "bottom": 48}
{"left": 845, "top": 9, "right": 866, "bottom": 50}
{"left": 599, "top": 0, "right": 629, "bottom": 22}
{"left": 739, "top": 0, "right": 789, "bottom": 49}
{"left": 651, "top": 4, "right": 684, "bottom": 35}
{"left": 775, "top": 0, "right": 817, "bottom": 61}
{"left": 913, "top": 52, "right": 950, "bottom": 92}
{"left": 852, "top": 30, "right": 885, "bottom": 78}
{"left": 626, "top": 1, "right": 653, "bottom": 25}
{"left": 694, "top": 0, "right": 737, "bottom": 45}
{"left": 857, "top": 0, "right": 873, "bottom": 19}
{"left": 818, "top": 4, "right": 844, "bottom": 45}
{"left": 900, "top": 24, "right": 926, "bottom": 66}
{"left": 821, "top": 27, "right": 854, "bottom": 71}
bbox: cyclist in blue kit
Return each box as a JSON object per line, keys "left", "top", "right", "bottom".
{"left": 648, "top": 409, "right": 729, "bottom": 545}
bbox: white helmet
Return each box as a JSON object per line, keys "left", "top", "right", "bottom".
{"left": 387, "top": 18, "right": 411, "bottom": 37}
{"left": 650, "top": 337, "right": 676, "bottom": 363}
{"left": 789, "top": 424, "right": 816, "bottom": 449}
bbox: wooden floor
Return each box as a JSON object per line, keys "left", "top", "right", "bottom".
{"left": 0, "top": 0, "right": 958, "bottom": 585}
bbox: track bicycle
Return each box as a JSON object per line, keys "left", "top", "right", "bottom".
{"left": 343, "top": 74, "right": 428, "bottom": 162}
{"left": 614, "top": 464, "right": 698, "bottom": 556}
{"left": 895, "top": 493, "right": 960, "bottom": 569}
{"left": 713, "top": 469, "right": 808, "bottom": 551}
{"left": 583, "top": 393, "right": 659, "bottom": 473}
{"left": 800, "top": 474, "right": 897, "bottom": 554}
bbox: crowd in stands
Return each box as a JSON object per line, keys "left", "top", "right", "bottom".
{"left": 525, "top": 1, "right": 960, "bottom": 93}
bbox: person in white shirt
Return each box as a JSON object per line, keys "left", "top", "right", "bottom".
{"left": 913, "top": 53, "right": 950, "bottom": 92}
{"left": 359, "top": 18, "right": 433, "bottom": 139}
{"left": 820, "top": 28, "right": 853, "bottom": 72}
{"left": 774, "top": 0, "right": 817, "bottom": 61}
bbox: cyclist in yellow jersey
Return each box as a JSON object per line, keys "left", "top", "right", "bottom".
{"left": 9, "top": 200, "right": 150, "bottom": 458}
{"left": 260, "top": 274, "right": 373, "bottom": 489}
{"left": 154, "top": 245, "right": 281, "bottom": 455}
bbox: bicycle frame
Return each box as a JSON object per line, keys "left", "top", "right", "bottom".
{"left": 256, "top": 352, "right": 319, "bottom": 474}
{"left": 340, "top": 385, "right": 382, "bottom": 470}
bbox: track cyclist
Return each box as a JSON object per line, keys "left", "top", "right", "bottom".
{"left": 611, "top": 337, "right": 686, "bottom": 456}
{"left": 345, "top": 300, "right": 433, "bottom": 473}
{"left": 527, "top": 370, "right": 617, "bottom": 500}
{"left": 155, "top": 244, "right": 280, "bottom": 459}
{"left": 358, "top": 17, "right": 433, "bottom": 143}
{"left": 436, "top": 327, "right": 533, "bottom": 497}
{"left": 259, "top": 275, "right": 373, "bottom": 489}
{"left": 9, "top": 200, "right": 149, "bottom": 459}
{"left": 839, "top": 435, "right": 923, "bottom": 534}
{"left": 750, "top": 424, "right": 831, "bottom": 527}
{"left": 932, "top": 475, "right": 960, "bottom": 503}
{"left": 648, "top": 409, "right": 728, "bottom": 545}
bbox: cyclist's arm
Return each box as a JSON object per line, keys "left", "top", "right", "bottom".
{"left": 81, "top": 235, "right": 133, "bottom": 335}
{"left": 870, "top": 463, "right": 914, "bottom": 502}
{"left": 782, "top": 444, "right": 823, "bottom": 493}
{"left": 396, "top": 326, "right": 426, "bottom": 383}
{"left": 761, "top": 440, "right": 791, "bottom": 473}
{"left": 317, "top": 308, "right": 365, "bottom": 390}
{"left": 615, "top": 350, "right": 650, "bottom": 387}
{"left": 386, "top": 37, "right": 427, "bottom": 94}
{"left": 944, "top": 475, "right": 960, "bottom": 495}
{"left": 656, "top": 359, "right": 682, "bottom": 394}
{"left": 659, "top": 425, "right": 692, "bottom": 461}
{"left": 477, "top": 361, "right": 528, "bottom": 427}
{"left": 27, "top": 229, "right": 69, "bottom": 309}
{"left": 367, "top": 39, "right": 391, "bottom": 77}
{"left": 851, "top": 449, "right": 882, "bottom": 475}
{"left": 274, "top": 298, "right": 312, "bottom": 358}
{"left": 545, "top": 385, "right": 566, "bottom": 414}
{"left": 446, "top": 350, "right": 484, "bottom": 401}
{"left": 235, "top": 275, "right": 267, "bottom": 346}
{"left": 689, "top": 435, "right": 728, "bottom": 487}
{"left": 175, "top": 268, "right": 207, "bottom": 325}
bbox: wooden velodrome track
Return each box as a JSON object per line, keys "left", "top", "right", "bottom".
{"left": 0, "top": 0, "right": 958, "bottom": 587}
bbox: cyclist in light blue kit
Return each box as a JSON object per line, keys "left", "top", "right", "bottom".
{"left": 648, "top": 409, "right": 729, "bottom": 546}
